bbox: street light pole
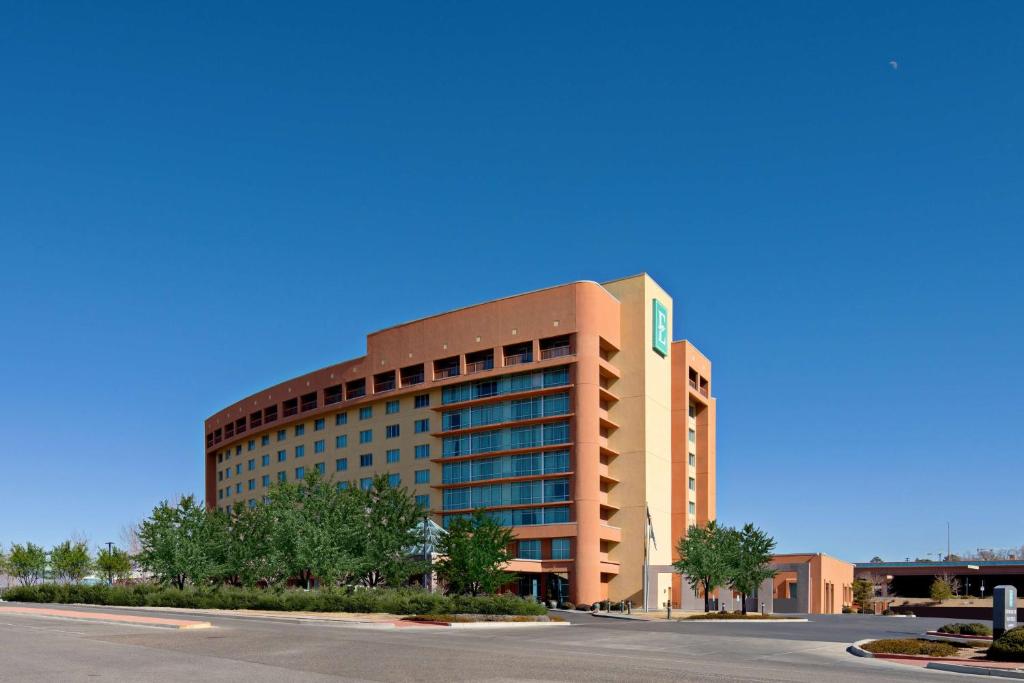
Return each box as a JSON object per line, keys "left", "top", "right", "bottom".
{"left": 105, "top": 541, "right": 114, "bottom": 585}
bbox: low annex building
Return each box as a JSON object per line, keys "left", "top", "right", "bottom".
{"left": 204, "top": 274, "right": 717, "bottom": 607}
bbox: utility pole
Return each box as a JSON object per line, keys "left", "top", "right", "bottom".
{"left": 947, "top": 521, "right": 951, "bottom": 562}
{"left": 105, "top": 541, "right": 114, "bottom": 585}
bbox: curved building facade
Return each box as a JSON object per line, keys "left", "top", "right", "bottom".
{"left": 204, "top": 273, "right": 715, "bottom": 606}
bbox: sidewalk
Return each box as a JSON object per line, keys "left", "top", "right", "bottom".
{"left": 0, "top": 604, "right": 211, "bottom": 630}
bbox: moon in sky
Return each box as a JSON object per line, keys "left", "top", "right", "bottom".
{"left": 889, "top": 60, "right": 899, "bottom": 70}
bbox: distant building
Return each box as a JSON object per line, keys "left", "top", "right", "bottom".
{"left": 855, "top": 560, "right": 1024, "bottom": 598}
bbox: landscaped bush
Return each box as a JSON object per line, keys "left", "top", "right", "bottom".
{"left": 937, "top": 623, "right": 993, "bottom": 637}
{"left": 861, "top": 639, "right": 958, "bottom": 657}
{"left": 842, "top": 606, "right": 853, "bottom": 614}
{"left": 0, "top": 584, "right": 546, "bottom": 616}
{"left": 559, "top": 601, "right": 575, "bottom": 610}
{"left": 575, "top": 603, "right": 591, "bottom": 611}
{"left": 988, "top": 626, "right": 1024, "bottom": 662}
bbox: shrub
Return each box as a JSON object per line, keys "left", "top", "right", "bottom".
{"left": 882, "top": 609, "right": 895, "bottom": 616}
{"left": 0, "top": 584, "right": 546, "bottom": 616}
{"left": 988, "top": 626, "right": 1024, "bottom": 662}
{"left": 938, "top": 623, "right": 993, "bottom": 637}
{"left": 842, "top": 606, "right": 853, "bottom": 614}
{"left": 575, "top": 603, "right": 591, "bottom": 611}
{"left": 560, "top": 601, "right": 575, "bottom": 610}
{"left": 861, "top": 639, "right": 958, "bottom": 657}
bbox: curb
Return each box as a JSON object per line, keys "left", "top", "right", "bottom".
{"left": 678, "top": 618, "right": 809, "bottom": 624}
{"left": 926, "top": 663, "right": 1024, "bottom": 679}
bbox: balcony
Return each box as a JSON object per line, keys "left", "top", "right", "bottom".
{"left": 699, "top": 385, "right": 709, "bottom": 397}
{"left": 434, "top": 366, "right": 460, "bottom": 380}
{"left": 540, "top": 345, "right": 573, "bottom": 360}
{"left": 503, "top": 352, "right": 531, "bottom": 366}
{"left": 465, "top": 359, "right": 493, "bottom": 375}
{"left": 324, "top": 386, "right": 343, "bottom": 405}
{"left": 689, "top": 379, "right": 698, "bottom": 391}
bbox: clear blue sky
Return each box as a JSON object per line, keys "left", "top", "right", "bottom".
{"left": 2, "top": 2, "right": 1021, "bottom": 562}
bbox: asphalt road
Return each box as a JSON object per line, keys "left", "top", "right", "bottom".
{"left": 0, "top": 603, "right": 983, "bottom": 682}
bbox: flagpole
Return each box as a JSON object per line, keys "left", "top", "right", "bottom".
{"left": 643, "top": 503, "right": 649, "bottom": 612}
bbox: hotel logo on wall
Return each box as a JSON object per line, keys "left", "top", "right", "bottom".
{"left": 652, "top": 299, "right": 668, "bottom": 357}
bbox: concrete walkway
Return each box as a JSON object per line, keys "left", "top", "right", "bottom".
{"left": 0, "top": 604, "right": 212, "bottom": 629}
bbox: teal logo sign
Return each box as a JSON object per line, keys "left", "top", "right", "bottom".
{"left": 652, "top": 299, "right": 668, "bottom": 357}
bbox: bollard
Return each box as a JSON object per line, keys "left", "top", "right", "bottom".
{"left": 666, "top": 601, "right": 672, "bottom": 620}
{"left": 627, "top": 600, "right": 632, "bottom": 615}
{"left": 619, "top": 600, "right": 624, "bottom": 613}
{"left": 761, "top": 601, "right": 766, "bottom": 616}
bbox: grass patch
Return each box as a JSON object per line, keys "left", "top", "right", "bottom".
{"left": 937, "top": 623, "right": 992, "bottom": 637}
{"left": 861, "top": 639, "right": 958, "bottom": 657}
{"left": 682, "top": 612, "right": 790, "bottom": 620}
{"left": 0, "top": 584, "right": 546, "bottom": 616}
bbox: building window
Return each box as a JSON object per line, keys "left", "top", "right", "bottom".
{"left": 688, "top": 404, "right": 696, "bottom": 418}
{"left": 316, "top": 462, "right": 325, "bottom": 475}
{"left": 314, "top": 418, "right": 325, "bottom": 431}
{"left": 386, "top": 400, "right": 400, "bottom": 414}
{"left": 689, "top": 453, "right": 696, "bottom": 467}
{"left": 336, "top": 434, "right": 348, "bottom": 448}
{"left": 416, "top": 494, "right": 430, "bottom": 509}
{"left": 359, "top": 429, "right": 372, "bottom": 444}
{"left": 360, "top": 453, "right": 373, "bottom": 467}
{"left": 218, "top": 489, "right": 223, "bottom": 499}
{"left": 225, "top": 469, "right": 231, "bottom": 479}
{"left": 235, "top": 464, "right": 242, "bottom": 475}
{"left": 278, "top": 471, "right": 286, "bottom": 482}
{"left": 277, "top": 450, "right": 287, "bottom": 462}
{"left": 314, "top": 439, "right": 325, "bottom": 453}
{"left": 336, "top": 412, "right": 348, "bottom": 426}
{"left": 359, "top": 477, "right": 372, "bottom": 490}
{"left": 236, "top": 446, "right": 242, "bottom": 455}
{"left": 295, "top": 424, "right": 305, "bottom": 436}
{"left": 261, "top": 454, "right": 270, "bottom": 466}
{"left": 414, "top": 469, "right": 430, "bottom": 484}
{"left": 261, "top": 435, "right": 270, "bottom": 446}
{"left": 688, "top": 429, "right": 696, "bottom": 444}
{"left": 415, "top": 418, "right": 430, "bottom": 433}
{"left": 337, "top": 481, "right": 350, "bottom": 491}
{"left": 336, "top": 457, "right": 348, "bottom": 472}
{"left": 262, "top": 474, "right": 270, "bottom": 487}
{"left": 689, "top": 501, "right": 696, "bottom": 515}
{"left": 385, "top": 424, "right": 400, "bottom": 439}
{"left": 517, "top": 540, "right": 541, "bottom": 560}
{"left": 218, "top": 453, "right": 223, "bottom": 464}
{"left": 236, "top": 483, "right": 242, "bottom": 494}
{"left": 359, "top": 406, "right": 372, "bottom": 420}
{"left": 688, "top": 477, "right": 696, "bottom": 491}
{"left": 218, "top": 472, "right": 223, "bottom": 482}
{"left": 247, "top": 459, "right": 255, "bottom": 471}
{"left": 386, "top": 449, "right": 400, "bottom": 464}
{"left": 552, "top": 539, "right": 570, "bottom": 560}
{"left": 295, "top": 466, "right": 305, "bottom": 480}
{"left": 415, "top": 444, "right": 430, "bottom": 459}
{"left": 277, "top": 430, "right": 286, "bottom": 442}
{"left": 414, "top": 394, "right": 430, "bottom": 409}
{"left": 295, "top": 445, "right": 305, "bottom": 458}
{"left": 387, "top": 473, "right": 400, "bottom": 487}
{"left": 247, "top": 439, "right": 255, "bottom": 451}
{"left": 248, "top": 479, "right": 255, "bottom": 491}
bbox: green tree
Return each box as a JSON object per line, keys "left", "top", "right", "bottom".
{"left": 673, "top": 520, "right": 733, "bottom": 612}
{"left": 8, "top": 543, "right": 47, "bottom": 586}
{"left": 728, "top": 523, "right": 777, "bottom": 615}
{"left": 930, "top": 575, "right": 955, "bottom": 602}
{"left": 96, "top": 546, "right": 132, "bottom": 584}
{"left": 222, "top": 501, "right": 286, "bottom": 587}
{"left": 352, "top": 475, "right": 430, "bottom": 587}
{"left": 436, "top": 509, "right": 514, "bottom": 596}
{"left": 852, "top": 578, "right": 874, "bottom": 613}
{"left": 50, "top": 540, "right": 93, "bottom": 584}
{"left": 136, "top": 495, "right": 225, "bottom": 588}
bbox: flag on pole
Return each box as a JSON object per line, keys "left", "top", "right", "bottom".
{"left": 646, "top": 505, "right": 658, "bottom": 551}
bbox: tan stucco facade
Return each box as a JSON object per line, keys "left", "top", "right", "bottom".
{"left": 204, "top": 274, "right": 716, "bottom": 606}
{"left": 771, "top": 553, "right": 854, "bottom": 614}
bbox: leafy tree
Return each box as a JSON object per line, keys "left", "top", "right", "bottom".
{"left": 930, "top": 575, "right": 957, "bottom": 602}
{"left": 96, "top": 546, "right": 132, "bottom": 584}
{"left": 8, "top": 543, "right": 47, "bottom": 586}
{"left": 674, "top": 520, "right": 733, "bottom": 612}
{"left": 222, "top": 501, "right": 285, "bottom": 587}
{"left": 852, "top": 578, "right": 874, "bottom": 613}
{"left": 353, "top": 475, "right": 430, "bottom": 587}
{"left": 50, "top": 540, "right": 92, "bottom": 584}
{"left": 436, "top": 509, "right": 514, "bottom": 596}
{"left": 728, "top": 523, "right": 777, "bottom": 615}
{"left": 869, "top": 556, "right": 884, "bottom": 563}
{"left": 136, "top": 495, "right": 225, "bottom": 588}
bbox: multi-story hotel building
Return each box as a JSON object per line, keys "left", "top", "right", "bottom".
{"left": 204, "top": 274, "right": 716, "bottom": 606}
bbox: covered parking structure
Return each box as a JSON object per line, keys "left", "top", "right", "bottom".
{"left": 854, "top": 560, "right": 1024, "bottom": 598}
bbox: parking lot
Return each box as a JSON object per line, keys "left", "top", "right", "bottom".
{"left": 0, "top": 603, "right": 982, "bottom": 681}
